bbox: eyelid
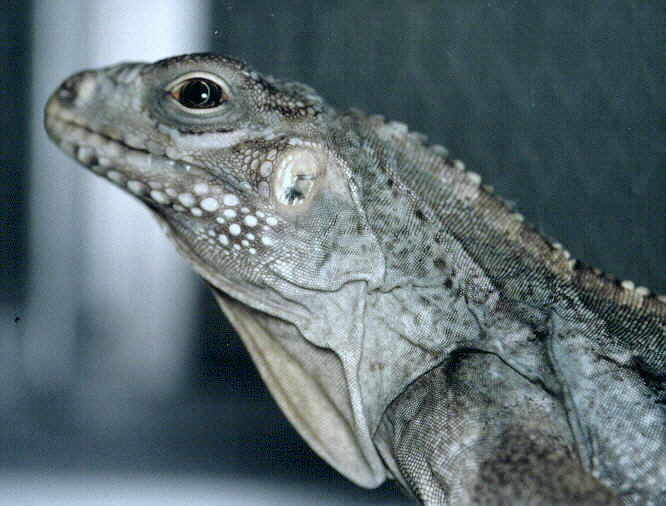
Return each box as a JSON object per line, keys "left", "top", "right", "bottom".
{"left": 165, "top": 71, "right": 231, "bottom": 112}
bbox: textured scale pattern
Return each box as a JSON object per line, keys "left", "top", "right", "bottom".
{"left": 44, "top": 53, "right": 665, "bottom": 505}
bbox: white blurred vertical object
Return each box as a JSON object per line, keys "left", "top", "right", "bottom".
{"left": 27, "top": 1, "right": 211, "bottom": 398}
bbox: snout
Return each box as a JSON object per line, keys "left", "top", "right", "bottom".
{"left": 45, "top": 62, "right": 145, "bottom": 131}
{"left": 54, "top": 70, "right": 98, "bottom": 108}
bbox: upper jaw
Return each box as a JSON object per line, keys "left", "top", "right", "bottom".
{"left": 45, "top": 96, "right": 214, "bottom": 198}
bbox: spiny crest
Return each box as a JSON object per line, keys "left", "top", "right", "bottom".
{"left": 363, "top": 111, "right": 665, "bottom": 319}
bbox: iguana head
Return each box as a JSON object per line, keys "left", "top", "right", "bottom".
{"left": 45, "top": 54, "right": 388, "bottom": 487}
{"left": 45, "top": 54, "right": 384, "bottom": 304}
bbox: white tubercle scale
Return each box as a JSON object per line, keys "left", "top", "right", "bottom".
{"left": 121, "top": 170, "right": 283, "bottom": 257}
{"left": 150, "top": 190, "right": 170, "bottom": 204}
{"left": 229, "top": 223, "right": 241, "bottom": 236}
{"left": 621, "top": 280, "right": 635, "bottom": 291}
{"left": 635, "top": 286, "right": 650, "bottom": 297}
{"left": 200, "top": 197, "right": 220, "bottom": 212}
{"left": 127, "top": 180, "right": 147, "bottom": 195}
{"left": 223, "top": 194, "right": 240, "bottom": 206}
{"left": 134, "top": 180, "right": 285, "bottom": 260}
{"left": 193, "top": 183, "right": 209, "bottom": 195}
{"left": 197, "top": 201, "right": 281, "bottom": 255}
{"left": 77, "top": 146, "right": 95, "bottom": 165}
{"left": 178, "top": 193, "right": 196, "bottom": 207}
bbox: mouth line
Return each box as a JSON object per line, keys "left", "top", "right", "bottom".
{"left": 45, "top": 111, "right": 211, "bottom": 181}
{"left": 43, "top": 108, "right": 248, "bottom": 218}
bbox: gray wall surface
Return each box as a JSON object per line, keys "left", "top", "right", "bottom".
{"left": 1, "top": 1, "right": 664, "bottom": 505}
{"left": 1, "top": 1, "right": 30, "bottom": 305}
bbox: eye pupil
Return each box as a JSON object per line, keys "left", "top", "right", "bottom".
{"left": 178, "top": 78, "right": 224, "bottom": 109}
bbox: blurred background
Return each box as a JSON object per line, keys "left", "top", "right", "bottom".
{"left": 1, "top": 1, "right": 664, "bottom": 504}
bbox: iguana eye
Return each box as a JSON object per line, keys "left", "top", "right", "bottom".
{"left": 167, "top": 73, "right": 229, "bottom": 111}
{"left": 273, "top": 149, "right": 323, "bottom": 208}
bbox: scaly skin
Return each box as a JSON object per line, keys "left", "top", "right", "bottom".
{"left": 45, "top": 54, "right": 664, "bottom": 505}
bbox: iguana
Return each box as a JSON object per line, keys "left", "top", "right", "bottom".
{"left": 44, "top": 54, "right": 665, "bottom": 506}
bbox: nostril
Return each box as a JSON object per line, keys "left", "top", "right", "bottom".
{"left": 58, "top": 72, "right": 83, "bottom": 104}
{"left": 57, "top": 71, "right": 97, "bottom": 107}
{"left": 57, "top": 87, "right": 74, "bottom": 104}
